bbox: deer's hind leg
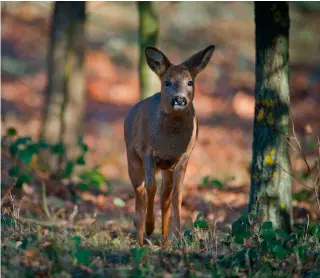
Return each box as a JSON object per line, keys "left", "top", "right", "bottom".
{"left": 127, "top": 152, "right": 146, "bottom": 246}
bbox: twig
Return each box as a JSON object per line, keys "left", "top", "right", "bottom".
{"left": 313, "top": 172, "right": 320, "bottom": 215}
{"left": 276, "top": 163, "right": 313, "bottom": 190}
{"left": 69, "top": 204, "right": 79, "bottom": 222}
{"left": 1, "top": 182, "right": 16, "bottom": 206}
{"left": 314, "top": 136, "right": 320, "bottom": 214}
{"left": 23, "top": 218, "right": 73, "bottom": 228}
{"left": 289, "top": 108, "right": 311, "bottom": 175}
{"left": 54, "top": 207, "right": 66, "bottom": 219}
{"left": 212, "top": 188, "right": 237, "bottom": 214}
{"left": 41, "top": 181, "right": 52, "bottom": 219}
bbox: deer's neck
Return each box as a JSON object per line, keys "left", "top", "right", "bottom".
{"left": 157, "top": 106, "right": 194, "bottom": 135}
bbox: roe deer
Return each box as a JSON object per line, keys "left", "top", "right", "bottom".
{"left": 124, "top": 45, "right": 215, "bottom": 246}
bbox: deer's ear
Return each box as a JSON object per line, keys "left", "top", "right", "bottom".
{"left": 183, "top": 45, "right": 215, "bottom": 76}
{"left": 145, "top": 47, "right": 171, "bottom": 76}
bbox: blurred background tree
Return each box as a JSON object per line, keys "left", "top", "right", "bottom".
{"left": 137, "top": 1, "right": 159, "bottom": 99}
{"left": 249, "top": 2, "right": 292, "bottom": 233}
{"left": 40, "top": 2, "right": 86, "bottom": 175}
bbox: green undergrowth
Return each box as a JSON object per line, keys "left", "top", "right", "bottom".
{"left": 1, "top": 211, "right": 319, "bottom": 278}
{"left": 1, "top": 128, "right": 112, "bottom": 198}
{"left": 1, "top": 128, "right": 320, "bottom": 277}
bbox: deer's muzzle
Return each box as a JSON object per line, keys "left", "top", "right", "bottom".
{"left": 172, "top": 96, "right": 188, "bottom": 110}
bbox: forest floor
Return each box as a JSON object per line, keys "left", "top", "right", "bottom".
{"left": 1, "top": 2, "right": 320, "bottom": 277}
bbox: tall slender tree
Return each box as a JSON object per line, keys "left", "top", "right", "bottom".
{"left": 41, "top": 2, "right": 86, "bottom": 174}
{"left": 41, "top": 2, "right": 71, "bottom": 173}
{"left": 249, "top": 2, "right": 292, "bottom": 233}
{"left": 137, "top": 1, "right": 159, "bottom": 99}
{"left": 62, "top": 3, "right": 86, "bottom": 164}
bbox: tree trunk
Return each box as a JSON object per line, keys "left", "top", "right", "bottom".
{"left": 41, "top": 2, "right": 86, "bottom": 174}
{"left": 137, "top": 1, "right": 159, "bottom": 99}
{"left": 41, "top": 2, "right": 71, "bottom": 173}
{"left": 249, "top": 2, "right": 292, "bottom": 233}
{"left": 62, "top": 2, "right": 86, "bottom": 163}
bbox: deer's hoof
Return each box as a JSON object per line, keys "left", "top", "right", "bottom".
{"left": 145, "top": 220, "right": 155, "bottom": 236}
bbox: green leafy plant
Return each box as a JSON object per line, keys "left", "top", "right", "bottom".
{"left": 201, "top": 176, "right": 224, "bottom": 189}
{"left": 231, "top": 213, "right": 252, "bottom": 244}
{"left": 2, "top": 127, "right": 111, "bottom": 194}
{"left": 183, "top": 230, "right": 194, "bottom": 245}
{"left": 71, "top": 236, "right": 91, "bottom": 266}
{"left": 78, "top": 169, "right": 108, "bottom": 192}
{"left": 292, "top": 189, "right": 313, "bottom": 202}
{"left": 193, "top": 212, "right": 208, "bottom": 230}
{"left": 113, "top": 197, "right": 126, "bottom": 207}
{"left": 130, "top": 247, "right": 148, "bottom": 265}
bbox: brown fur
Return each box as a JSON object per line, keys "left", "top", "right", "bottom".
{"left": 124, "top": 45, "right": 215, "bottom": 246}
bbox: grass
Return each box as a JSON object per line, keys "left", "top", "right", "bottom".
{"left": 1, "top": 130, "right": 320, "bottom": 277}
{"left": 1, "top": 204, "right": 319, "bottom": 278}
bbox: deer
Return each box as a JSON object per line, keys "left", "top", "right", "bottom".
{"left": 124, "top": 45, "right": 215, "bottom": 246}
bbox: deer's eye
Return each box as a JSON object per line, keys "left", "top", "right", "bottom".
{"left": 165, "top": 80, "right": 172, "bottom": 87}
{"left": 187, "top": 80, "right": 193, "bottom": 87}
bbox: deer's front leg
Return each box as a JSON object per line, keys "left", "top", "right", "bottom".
{"left": 127, "top": 153, "right": 146, "bottom": 247}
{"left": 144, "top": 154, "right": 157, "bottom": 237}
{"left": 134, "top": 184, "right": 147, "bottom": 247}
{"left": 172, "top": 157, "right": 189, "bottom": 238}
{"left": 160, "top": 170, "right": 173, "bottom": 244}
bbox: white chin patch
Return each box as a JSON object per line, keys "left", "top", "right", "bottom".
{"left": 173, "top": 105, "right": 187, "bottom": 111}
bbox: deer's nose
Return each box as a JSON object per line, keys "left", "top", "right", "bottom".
{"left": 172, "top": 96, "right": 187, "bottom": 106}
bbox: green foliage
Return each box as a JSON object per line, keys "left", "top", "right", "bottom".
{"left": 9, "top": 166, "right": 20, "bottom": 177}
{"left": 231, "top": 213, "right": 252, "bottom": 244}
{"left": 9, "top": 137, "right": 32, "bottom": 157}
{"left": 2, "top": 129, "right": 111, "bottom": 195}
{"left": 70, "top": 235, "right": 91, "bottom": 266}
{"left": 19, "top": 149, "right": 34, "bottom": 164}
{"left": 75, "top": 248, "right": 91, "bottom": 265}
{"left": 72, "top": 236, "right": 82, "bottom": 248}
{"left": 62, "top": 161, "right": 74, "bottom": 178}
{"left": 2, "top": 128, "right": 319, "bottom": 276}
{"left": 262, "top": 221, "right": 273, "bottom": 230}
{"left": 78, "top": 136, "right": 89, "bottom": 153}
{"left": 76, "top": 156, "right": 86, "bottom": 165}
{"left": 193, "top": 212, "right": 208, "bottom": 229}
{"left": 51, "top": 143, "right": 65, "bottom": 155}
{"left": 1, "top": 210, "right": 319, "bottom": 277}
{"left": 113, "top": 197, "right": 126, "bottom": 208}
{"left": 183, "top": 230, "right": 194, "bottom": 245}
{"left": 293, "top": 189, "right": 313, "bottom": 201}
{"left": 78, "top": 183, "right": 89, "bottom": 192}
{"left": 131, "top": 247, "right": 147, "bottom": 265}
{"left": 201, "top": 176, "right": 224, "bottom": 189}
{"left": 307, "top": 139, "right": 317, "bottom": 150}
{"left": 216, "top": 216, "right": 318, "bottom": 275}
{"left": 308, "top": 221, "right": 320, "bottom": 237}
{"left": 258, "top": 220, "right": 295, "bottom": 260}
{"left": 15, "top": 174, "right": 32, "bottom": 189}
{"left": 79, "top": 169, "right": 106, "bottom": 190}
{"left": 7, "top": 127, "right": 17, "bottom": 136}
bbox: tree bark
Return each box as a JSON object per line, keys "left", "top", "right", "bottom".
{"left": 249, "top": 2, "right": 292, "bottom": 233}
{"left": 137, "top": 1, "right": 159, "bottom": 99}
{"left": 62, "top": 2, "right": 86, "bottom": 163}
{"left": 41, "top": 2, "right": 86, "bottom": 174}
{"left": 41, "top": 2, "right": 71, "bottom": 173}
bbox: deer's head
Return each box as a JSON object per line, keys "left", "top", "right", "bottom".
{"left": 145, "top": 45, "right": 215, "bottom": 114}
